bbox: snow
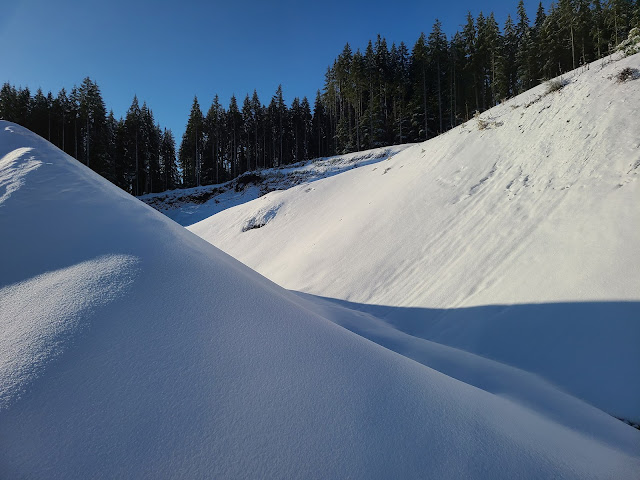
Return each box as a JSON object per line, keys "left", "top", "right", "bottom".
{"left": 1, "top": 56, "right": 640, "bottom": 478}
{"left": 190, "top": 53, "right": 640, "bottom": 424}
{"left": 140, "top": 144, "right": 412, "bottom": 226}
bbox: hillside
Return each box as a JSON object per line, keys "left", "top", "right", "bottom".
{"left": 140, "top": 144, "right": 412, "bottom": 226}
{"left": 190, "top": 53, "right": 640, "bottom": 423}
{"left": 1, "top": 118, "right": 640, "bottom": 478}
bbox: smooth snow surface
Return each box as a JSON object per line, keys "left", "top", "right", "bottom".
{"left": 191, "top": 54, "right": 640, "bottom": 423}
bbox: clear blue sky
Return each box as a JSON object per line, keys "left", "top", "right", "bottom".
{"left": 0, "top": 0, "right": 549, "bottom": 142}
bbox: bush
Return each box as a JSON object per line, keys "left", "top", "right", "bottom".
{"left": 617, "top": 27, "right": 640, "bottom": 57}
{"left": 235, "top": 172, "right": 263, "bottom": 191}
{"left": 616, "top": 67, "right": 640, "bottom": 82}
{"left": 545, "top": 78, "right": 566, "bottom": 94}
{"left": 476, "top": 118, "right": 490, "bottom": 130}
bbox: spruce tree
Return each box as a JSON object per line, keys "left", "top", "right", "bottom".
{"left": 160, "top": 129, "right": 179, "bottom": 191}
{"left": 124, "top": 96, "right": 142, "bottom": 194}
{"left": 410, "top": 33, "right": 429, "bottom": 140}
{"left": 503, "top": 15, "right": 519, "bottom": 97}
{"left": 515, "top": 1, "right": 534, "bottom": 92}
{"left": 179, "top": 96, "right": 204, "bottom": 188}
{"left": 461, "top": 12, "right": 478, "bottom": 118}
{"left": 226, "top": 95, "right": 242, "bottom": 176}
{"left": 77, "top": 78, "right": 108, "bottom": 176}
{"left": 311, "top": 90, "right": 328, "bottom": 158}
{"left": 428, "top": 20, "right": 448, "bottom": 133}
{"left": 0, "top": 83, "right": 18, "bottom": 121}
{"left": 204, "top": 95, "right": 225, "bottom": 184}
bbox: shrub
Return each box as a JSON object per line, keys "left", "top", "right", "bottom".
{"left": 545, "top": 78, "right": 566, "bottom": 94}
{"left": 616, "top": 67, "right": 640, "bottom": 83}
{"left": 477, "top": 118, "right": 490, "bottom": 130}
{"left": 617, "top": 27, "right": 640, "bottom": 57}
{"left": 235, "top": 172, "right": 263, "bottom": 191}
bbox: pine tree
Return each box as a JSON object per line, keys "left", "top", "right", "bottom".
{"left": 203, "top": 95, "right": 225, "bottom": 184}
{"left": 592, "top": 0, "right": 610, "bottom": 57}
{"left": 104, "top": 110, "right": 118, "bottom": 185}
{"left": 179, "top": 96, "right": 204, "bottom": 188}
{"left": 575, "top": 0, "right": 595, "bottom": 64}
{"left": 461, "top": 12, "right": 479, "bottom": 118}
{"left": 334, "top": 43, "right": 354, "bottom": 153}
{"left": 605, "top": 0, "right": 635, "bottom": 46}
{"left": 226, "top": 95, "right": 242, "bottom": 176}
{"left": 300, "top": 96, "right": 312, "bottom": 161}
{"left": 251, "top": 91, "right": 263, "bottom": 169}
{"left": 77, "top": 78, "right": 108, "bottom": 176}
{"left": 410, "top": 33, "right": 429, "bottom": 140}
{"left": 160, "top": 129, "right": 179, "bottom": 191}
{"left": 374, "top": 35, "right": 392, "bottom": 144}
{"left": 124, "top": 96, "right": 142, "bottom": 194}
{"left": 515, "top": 0, "right": 534, "bottom": 92}
{"left": 242, "top": 94, "right": 255, "bottom": 173}
{"left": 530, "top": 2, "right": 547, "bottom": 80}
{"left": 272, "top": 85, "right": 287, "bottom": 165}
{"left": 391, "top": 41, "right": 411, "bottom": 142}
{"left": 311, "top": 90, "right": 328, "bottom": 158}
{"left": 448, "top": 32, "right": 466, "bottom": 126}
{"left": 0, "top": 83, "right": 17, "bottom": 121}
{"left": 428, "top": 20, "right": 448, "bottom": 133}
{"left": 501, "top": 15, "right": 519, "bottom": 98}
{"left": 30, "top": 88, "right": 50, "bottom": 139}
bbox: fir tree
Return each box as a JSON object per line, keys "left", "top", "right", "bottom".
{"left": 160, "top": 129, "right": 179, "bottom": 191}
{"left": 179, "top": 96, "right": 204, "bottom": 188}
{"left": 410, "top": 33, "right": 429, "bottom": 140}
{"left": 428, "top": 20, "right": 448, "bottom": 133}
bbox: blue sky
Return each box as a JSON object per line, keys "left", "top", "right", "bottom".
{"left": 1, "top": 0, "right": 549, "bottom": 142}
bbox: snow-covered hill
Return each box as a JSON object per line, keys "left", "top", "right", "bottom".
{"left": 191, "top": 53, "right": 640, "bottom": 424}
{"left": 141, "top": 144, "right": 412, "bottom": 226}
{"left": 2, "top": 119, "right": 640, "bottom": 478}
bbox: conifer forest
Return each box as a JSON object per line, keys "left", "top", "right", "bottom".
{"left": 1, "top": 0, "right": 638, "bottom": 195}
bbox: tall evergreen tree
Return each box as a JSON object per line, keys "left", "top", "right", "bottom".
{"left": 179, "top": 96, "right": 204, "bottom": 188}
{"left": 77, "top": 77, "right": 108, "bottom": 176}
{"left": 311, "top": 90, "right": 328, "bottom": 158}
{"left": 160, "top": 129, "right": 179, "bottom": 191}
{"left": 410, "top": 33, "right": 430, "bottom": 140}
{"left": 203, "top": 95, "right": 225, "bottom": 184}
{"left": 428, "top": 20, "right": 448, "bottom": 133}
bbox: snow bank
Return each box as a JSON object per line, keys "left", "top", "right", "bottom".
{"left": 191, "top": 54, "right": 640, "bottom": 422}
{"left": 2, "top": 122, "right": 639, "bottom": 478}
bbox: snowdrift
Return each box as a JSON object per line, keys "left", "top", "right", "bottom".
{"left": 1, "top": 122, "right": 639, "bottom": 478}
{"left": 191, "top": 54, "right": 640, "bottom": 422}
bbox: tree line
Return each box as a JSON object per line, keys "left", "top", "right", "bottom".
{"left": 1, "top": 0, "right": 638, "bottom": 194}
{"left": 0, "top": 78, "right": 179, "bottom": 195}
{"left": 179, "top": 0, "right": 639, "bottom": 188}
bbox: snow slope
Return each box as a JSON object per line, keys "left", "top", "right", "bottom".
{"left": 1, "top": 124, "right": 640, "bottom": 478}
{"left": 191, "top": 54, "right": 640, "bottom": 423}
{"left": 141, "top": 144, "right": 412, "bottom": 226}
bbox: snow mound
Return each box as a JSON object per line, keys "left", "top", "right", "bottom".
{"left": 2, "top": 121, "right": 640, "bottom": 478}
{"left": 190, "top": 54, "right": 640, "bottom": 422}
